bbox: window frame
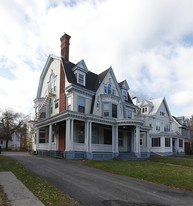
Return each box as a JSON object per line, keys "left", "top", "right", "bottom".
{"left": 67, "top": 96, "right": 72, "bottom": 110}
{"left": 165, "top": 137, "right": 170, "bottom": 147}
{"left": 78, "top": 96, "right": 85, "bottom": 113}
{"left": 152, "top": 137, "right": 161, "bottom": 147}
{"left": 103, "top": 102, "right": 118, "bottom": 118}
{"left": 112, "top": 104, "right": 117, "bottom": 118}
{"left": 179, "top": 139, "right": 183, "bottom": 148}
{"left": 156, "top": 121, "right": 160, "bottom": 131}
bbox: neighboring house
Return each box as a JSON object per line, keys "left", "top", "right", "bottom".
{"left": 135, "top": 97, "right": 185, "bottom": 155}
{"left": 0, "top": 133, "right": 21, "bottom": 150}
{"left": 0, "top": 121, "right": 21, "bottom": 150}
{"left": 172, "top": 116, "right": 193, "bottom": 153}
{"left": 33, "top": 33, "right": 151, "bottom": 160}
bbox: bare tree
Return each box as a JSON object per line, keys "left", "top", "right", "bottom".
{"left": 0, "top": 109, "right": 25, "bottom": 150}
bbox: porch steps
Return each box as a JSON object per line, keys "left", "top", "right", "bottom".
{"left": 117, "top": 152, "right": 147, "bottom": 161}
{"left": 54, "top": 151, "right": 64, "bottom": 159}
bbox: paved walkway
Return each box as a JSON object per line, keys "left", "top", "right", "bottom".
{"left": 3, "top": 152, "right": 193, "bottom": 206}
{"left": 0, "top": 171, "right": 44, "bottom": 206}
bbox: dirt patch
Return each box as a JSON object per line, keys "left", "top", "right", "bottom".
{"left": 0, "top": 185, "right": 10, "bottom": 206}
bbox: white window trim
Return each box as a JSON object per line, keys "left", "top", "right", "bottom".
{"left": 74, "top": 70, "right": 86, "bottom": 86}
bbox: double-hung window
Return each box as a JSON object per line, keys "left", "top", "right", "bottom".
{"left": 179, "top": 139, "right": 183, "bottom": 147}
{"left": 103, "top": 102, "right": 110, "bottom": 117}
{"left": 78, "top": 96, "right": 85, "bottom": 113}
{"left": 165, "top": 138, "right": 170, "bottom": 147}
{"left": 152, "top": 137, "right": 161, "bottom": 147}
{"left": 156, "top": 121, "right": 160, "bottom": 131}
{"left": 67, "top": 96, "right": 71, "bottom": 110}
{"left": 78, "top": 73, "right": 84, "bottom": 84}
{"left": 128, "top": 110, "right": 132, "bottom": 118}
{"left": 112, "top": 104, "right": 117, "bottom": 118}
{"left": 122, "top": 90, "right": 127, "bottom": 100}
{"left": 103, "top": 103, "right": 117, "bottom": 118}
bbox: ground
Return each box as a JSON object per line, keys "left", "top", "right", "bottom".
{"left": 2, "top": 152, "right": 193, "bottom": 206}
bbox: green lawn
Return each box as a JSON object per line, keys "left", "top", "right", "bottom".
{"left": 171, "top": 155, "right": 193, "bottom": 159}
{"left": 80, "top": 157, "right": 193, "bottom": 191}
{"left": 0, "top": 155, "right": 81, "bottom": 206}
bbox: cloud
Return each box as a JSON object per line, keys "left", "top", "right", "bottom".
{"left": 0, "top": 0, "right": 193, "bottom": 117}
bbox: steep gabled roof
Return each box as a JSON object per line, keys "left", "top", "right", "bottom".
{"left": 149, "top": 97, "right": 171, "bottom": 117}
{"left": 62, "top": 58, "right": 99, "bottom": 92}
{"left": 118, "top": 80, "right": 129, "bottom": 90}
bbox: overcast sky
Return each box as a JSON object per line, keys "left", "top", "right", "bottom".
{"left": 0, "top": 0, "right": 193, "bottom": 117}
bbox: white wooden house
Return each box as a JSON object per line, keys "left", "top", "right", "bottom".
{"left": 135, "top": 97, "right": 185, "bottom": 155}
{"left": 33, "top": 33, "right": 151, "bottom": 160}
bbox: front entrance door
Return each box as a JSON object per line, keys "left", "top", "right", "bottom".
{"left": 127, "top": 132, "right": 131, "bottom": 152}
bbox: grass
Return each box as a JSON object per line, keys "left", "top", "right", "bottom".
{"left": 0, "top": 155, "right": 81, "bottom": 206}
{"left": 171, "top": 155, "right": 193, "bottom": 159}
{"left": 79, "top": 157, "right": 193, "bottom": 191}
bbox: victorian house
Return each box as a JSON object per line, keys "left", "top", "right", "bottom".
{"left": 135, "top": 97, "right": 185, "bottom": 155}
{"left": 33, "top": 33, "right": 151, "bottom": 160}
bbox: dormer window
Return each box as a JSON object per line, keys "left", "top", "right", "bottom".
{"left": 76, "top": 72, "right": 85, "bottom": 86}
{"left": 142, "top": 107, "right": 147, "bottom": 113}
{"left": 122, "top": 90, "right": 127, "bottom": 100}
{"left": 72, "top": 60, "right": 88, "bottom": 86}
{"left": 78, "top": 73, "right": 84, "bottom": 85}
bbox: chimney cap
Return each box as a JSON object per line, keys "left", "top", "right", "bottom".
{"left": 60, "top": 32, "right": 71, "bottom": 41}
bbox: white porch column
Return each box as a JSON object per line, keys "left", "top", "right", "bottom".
{"left": 146, "top": 131, "right": 150, "bottom": 153}
{"left": 70, "top": 119, "right": 74, "bottom": 151}
{"left": 85, "top": 121, "right": 89, "bottom": 152}
{"left": 65, "top": 119, "right": 71, "bottom": 151}
{"left": 112, "top": 126, "right": 115, "bottom": 153}
{"left": 115, "top": 125, "right": 118, "bottom": 153}
{"left": 48, "top": 124, "right": 53, "bottom": 150}
{"left": 135, "top": 126, "right": 140, "bottom": 156}
{"left": 36, "top": 128, "right": 39, "bottom": 150}
{"left": 89, "top": 122, "right": 92, "bottom": 152}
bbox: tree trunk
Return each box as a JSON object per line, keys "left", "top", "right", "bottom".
{"left": 6, "top": 139, "right": 9, "bottom": 150}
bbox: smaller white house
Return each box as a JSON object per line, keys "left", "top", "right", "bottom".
{"left": 135, "top": 97, "right": 185, "bottom": 155}
{"left": 0, "top": 132, "right": 21, "bottom": 150}
{"left": 172, "top": 116, "right": 193, "bottom": 153}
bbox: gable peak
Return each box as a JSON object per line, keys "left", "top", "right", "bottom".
{"left": 72, "top": 59, "right": 88, "bottom": 73}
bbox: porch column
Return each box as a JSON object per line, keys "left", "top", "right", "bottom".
{"left": 115, "top": 125, "right": 118, "bottom": 154}
{"left": 85, "top": 121, "right": 89, "bottom": 152}
{"left": 112, "top": 126, "right": 115, "bottom": 153}
{"left": 48, "top": 124, "right": 53, "bottom": 150}
{"left": 70, "top": 119, "right": 74, "bottom": 151}
{"left": 36, "top": 128, "right": 39, "bottom": 150}
{"left": 89, "top": 122, "right": 92, "bottom": 152}
{"left": 146, "top": 131, "right": 150, "bottom": 153}
{"left": 135, "top": 126, "right": 141, "bottom": 157}
{"left": 65, "top": 119, "right": 71, "bottom": 151}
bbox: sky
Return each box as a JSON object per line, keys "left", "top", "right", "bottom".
{"left": 0, "top": 0, "right": 193, "bottom": 118}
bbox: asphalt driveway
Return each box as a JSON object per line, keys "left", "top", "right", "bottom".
{"left": 2, "top": 152, "right": 193, "bottom": 206}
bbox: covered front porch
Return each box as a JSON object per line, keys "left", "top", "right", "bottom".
{"left": 34, "top": 112, "right": 150, "bottom": 159}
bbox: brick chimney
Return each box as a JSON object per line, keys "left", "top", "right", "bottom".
{"left": 60, "top": 33, "right": 71, "bottom": 61}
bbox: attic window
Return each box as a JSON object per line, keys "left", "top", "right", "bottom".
{"left": 142, "top": 107, "right": 147, "bottom": 113}
{"left": 78, "top": 73, "right": 85, "bottom": 85}
{"left": 122, "top": 90, "right": 127, "bottom": 100}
